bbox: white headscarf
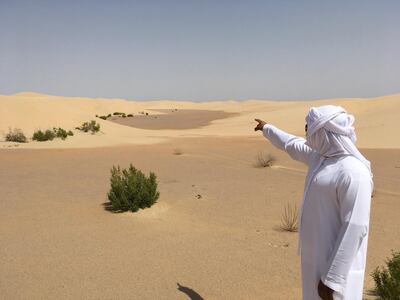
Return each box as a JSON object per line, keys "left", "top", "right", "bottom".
{"left": 305, "top": 105, "right": 372, "bottom": 176}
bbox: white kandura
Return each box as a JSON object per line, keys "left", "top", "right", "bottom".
{"left": 262, "top": 105, "right": 373, "bottom": 300}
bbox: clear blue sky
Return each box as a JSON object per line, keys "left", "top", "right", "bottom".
{"left": 1, "top": 0, "right": 399, "bottom": 101}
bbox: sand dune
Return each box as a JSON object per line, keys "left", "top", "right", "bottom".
{"left": 1, "top": 92, "right": 400, "bottom": 299}
{"left": 1, "top": 92, "right": 399, "bottom": 149}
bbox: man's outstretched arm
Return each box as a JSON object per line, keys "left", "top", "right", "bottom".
{"left": 254, "top": 119, "right": 313, "bottom": 165}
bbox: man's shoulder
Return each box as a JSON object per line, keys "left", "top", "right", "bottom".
{"left": 337, "top": 156, "right": 371, "bottom": 180}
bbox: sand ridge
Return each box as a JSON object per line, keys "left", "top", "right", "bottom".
{"left": 1, "top": 92, "right": 400, "bottom": 149}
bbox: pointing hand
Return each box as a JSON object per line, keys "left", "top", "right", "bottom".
{"left": 254, "top": 119, "right": 267, "bottom": 131}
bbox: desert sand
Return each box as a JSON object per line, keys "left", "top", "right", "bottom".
{"left": 1, "top": 92, "right": 400, "bottom": 299}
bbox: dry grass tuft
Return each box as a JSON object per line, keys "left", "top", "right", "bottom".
{"left": 280, "top": 202, "right": 299, "bottom": 232}
{"left": 255, "top": 152, "right": 275, "bottom": 168}
{"left": 5, "top": 128, "right": 27, "bottom": 143}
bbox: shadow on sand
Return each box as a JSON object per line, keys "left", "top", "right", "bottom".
{"left": 177, "top": 283, "right": 204, "bottom": 300}
{"left": 102, "top": 201, "right": 124, "bottom": 213}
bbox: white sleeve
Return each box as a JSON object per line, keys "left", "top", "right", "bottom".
{"left": 262, "top": 124, "right": 313, "bottom": 165}
{"left": 322, "top": 172, "right": 372, "bottom": 294}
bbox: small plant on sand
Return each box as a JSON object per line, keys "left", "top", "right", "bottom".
{"left": 76, "top": 120, "right": 100, "bottom": 134}
{"left": 99, "top": 115, "right": 108, "bottom": 120}
{"left": 255, "top": 152, "right": 275, "bottom": 168}
{"left": 33, "top": 129, "right": 56, "bottom": 141}
{"left": 33, "top": 127, "right": 73, "bottom": 141}
{"left": 280, "top": 202, "right": 299, "bottom": 232}
{"left": 5, "top": 128, "right": 27, "bottom": 143}
{"left": 127, "top": 114, "right": 133, "bottom": 117}
{"left": 371, "top": 251, "right": 400, "bottom": 299}
{"left": 113, "top": 112, "right": 124, "bottom": 116}
{"left": 53, "top": 127, "right": 69, "bottom": 140}
{"left": 107, "top": 164, "right": 160, "bottom": 212}
{"left": 173, "top": 148, "right": 183, "bottom": 155}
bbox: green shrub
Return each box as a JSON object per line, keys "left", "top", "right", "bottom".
{"left": 54, "top": 127, "right": 68, "bottom": 140}
{"left": 107, "top": 164, "right": 160, "bottom": 212}
{"left": 76, "top": 120, "right": 100, "bottom": 134}
{"left": 33, "top": 127, "right": 72, "bottom": 141}
{"left": 372, "top": 251, "right": 400, "bottom": 299}
{"left": 33, "top": 129, "right": 56, "bottom": 141}
{"left": 5, "top": 128, "right": 27, "bottom": 143}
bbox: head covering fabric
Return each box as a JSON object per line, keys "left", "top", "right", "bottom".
{"left": 305, "top": 105, "right": 372, "bottom": 176}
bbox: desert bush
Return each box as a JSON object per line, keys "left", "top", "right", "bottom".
{"left": 33, "top": 127, "right": 72, "bottom": 141}
{"left": 5, "top": 128, "right": 27, "bottom": 143}
{"left": 107, "top": 164, "right": 160, "bottom": 212}
{"left": 127, "top": 114, "right": 133, "bottom": 117}
{"left": 113, "top": 112, "right": 124, "bottom": 115}
{"left": 54, "top": 127, "right": 68, "bottom": 140}
{"left": 76, "top": 120, "right": 100, "bottom": 134}
{"left": 99, "top": 115, "right": 107, "bottom": 120}
{"left": 255, "top": 152, "right": 275, "bottom": 168}
{"left": 107, "top": 113, "right": 112, "bottom": 118}
{"left": 33, "top": 129, "right": 56, "bottom": 141}
{"left": 280, "top": 202, "right": 299, "bottom": 232}
{"left": 372, "top": 251, "right": 400, "bottom": 299}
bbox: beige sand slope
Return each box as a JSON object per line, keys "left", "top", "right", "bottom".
{"left": 1, "top": 92, "right": 400, "bottom": 299}
{"left": 1, "top": 139, "right": 399, "bottom": 299}
{"left": 1, "top": 92, "right": 399, "bottom": 149}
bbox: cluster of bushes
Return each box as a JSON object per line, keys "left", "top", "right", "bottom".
{"left": 5, "top": 128, "right": 28, "bottom": 143}
{"left": 75, "top": 120, "right": 100, "bottom": 134}
{"left": 107, "top": 164, "right": 159, "bottom": 212}
{"left": 4, "top": 127, "right": 74, "bottom": 143}
{"left": 5, "top": 121, "right": 100, "bottom": 143}
{"left": 33, "top": 127, "right": 74, "bottom": 142}
{"left": 96, "top": 112, "right": 135, "bottom": 120}
{"left": 98, "top": 114, "right": 112, "bottom": 120}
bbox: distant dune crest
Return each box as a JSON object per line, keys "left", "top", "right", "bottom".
{"left": 1, "top": 92, "right": 399, "bottom": 149}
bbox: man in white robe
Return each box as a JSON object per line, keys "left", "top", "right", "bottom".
{"left": 254, "top": 105, "right": 373, "bottom": 300}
